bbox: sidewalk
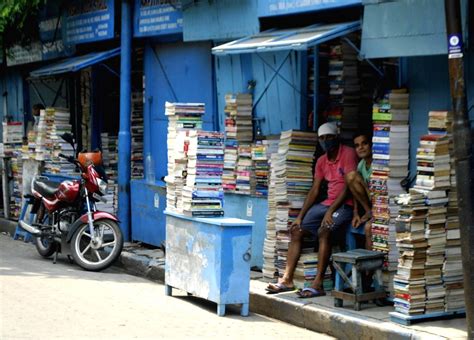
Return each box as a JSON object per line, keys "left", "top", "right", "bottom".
{"left": 1, "top": 218, "right": 466, "bottom": 339}
{"left": 116, "top": 242, "right": 467, "bottom": 340}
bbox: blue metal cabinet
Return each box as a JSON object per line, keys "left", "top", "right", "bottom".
{"left": 223, "top": 193, "right": 267, "bottom": 269}
{"left": 130, "top": 180, "right": 166, "bottom": 247}
{"left": 164, "top": 210, "right": 254, "bottom": 316}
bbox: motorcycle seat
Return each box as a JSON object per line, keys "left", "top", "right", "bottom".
{"left": 33, "top": 179, "right": 60, "bottom": 199}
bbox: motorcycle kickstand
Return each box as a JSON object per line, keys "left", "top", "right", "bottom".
{"left": 67, "top": 255, "right": 74, "bottom": 264}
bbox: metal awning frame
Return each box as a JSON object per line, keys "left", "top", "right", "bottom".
{"left": 212, "top": 21, "right": 361, "bottom": 55}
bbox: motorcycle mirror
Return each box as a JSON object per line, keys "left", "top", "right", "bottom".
{"left": 60, "top": 132, "right": 75, "bottom": 146}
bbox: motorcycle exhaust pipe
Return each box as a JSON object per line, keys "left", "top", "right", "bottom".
{"left": 19, "top": 220, "right": 41, "bottom": 236}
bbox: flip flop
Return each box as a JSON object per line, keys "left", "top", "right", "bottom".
{"left": 296, "top": 287, "right": 326, "bottom": 299}
{"left": 265, "top": 282, "right": 295, "bottom": 294}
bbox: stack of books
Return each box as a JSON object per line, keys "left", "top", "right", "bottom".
{"left": 413, "top": 133, "right": 451, "bottom": 313}
{"left": 235, "top": 144, "right": 254, "bottom": 195}
{"left": 427, "top": 111, "right": 464, "bottom": 312}
{"left": 2, "top": 122, "right": 23, "bottom": 144}
{"left": 251, "top": 138, "right": 279, "bottom": 197}
{"left": 223, "top": 93, "right": 253, "bottom": 192}
{"left": 35, "top": 109, "right": 49, "bottom": 162}
{"left": 340, "top": 37, "right": 360, "bottom": 142}
{"left": 370, "top": 89, "right": 410, "bottom": 297}
{"left": 131, "top": 92, "right": 144, "bottom": 179}
{"left": 274, "top": 130, "right": 318, "bottom": 278}
{"left": 394, "top": 190, "right": 428, "bottom": 315}
{"left": 293, "top": 251, "right": 333, "bottom": 291}
{"left": 327, "top": 44, "right": 344, "bottom": 126}
{"left": 165, "top": 102, "right": 205, "bottom": 213}
{"left": 183, "top": 130, "right": 225, "bottom": 217}
{"left": 45, "top": 108, "right": 74, "bottom": 176}
{"left": 262, "top": 153, "right": 280, "bottom": 280}
{"left": 98, "top": 133, "right": 118, "bottom": 214}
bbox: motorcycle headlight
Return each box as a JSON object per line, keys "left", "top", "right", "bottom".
{"left": 97, "top": 178, "right": 108, "bottom": 195}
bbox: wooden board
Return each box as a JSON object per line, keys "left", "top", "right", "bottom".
{"left": 389, "top": 310, "right": 466, "bottom": 326}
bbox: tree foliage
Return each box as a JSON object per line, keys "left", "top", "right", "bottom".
{"left": 0, "top": 0, "right": 45, "bottom": 52}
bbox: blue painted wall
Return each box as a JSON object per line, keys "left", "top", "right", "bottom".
{"left": 215, "top": 50, "right": 303, "bottom": 135}
{"left": 406, "top": 52, "right": 474, "bottom": 177}
{"left": 143, "top": 41, "right": 216, "bottom": 181}
{"left": 0, "top": 70, "right": 24, "bottom": 123}
{"left": 183, "top": 0, "right": 259, "bottom": 42}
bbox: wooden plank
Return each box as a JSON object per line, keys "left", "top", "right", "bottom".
{"left": 389, "top": 310, "right": 466, "bottom": 326}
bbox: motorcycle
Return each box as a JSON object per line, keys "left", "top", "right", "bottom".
{"left": 19, "top": 133, "right": 123, "bottom": 271}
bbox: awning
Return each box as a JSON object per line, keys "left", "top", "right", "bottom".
{"left": 212, "top": 21, "right": 361, "bottom": 55}
{"left": 30, "top": 48, "right": 120, "bottom": 78}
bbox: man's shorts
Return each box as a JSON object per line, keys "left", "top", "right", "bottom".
{"left": 301, "top": 203, "right": 353, "bottom": 237}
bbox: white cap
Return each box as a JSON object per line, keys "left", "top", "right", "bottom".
{"left": 318, "top": 122, "right": 338, "bottom": 137}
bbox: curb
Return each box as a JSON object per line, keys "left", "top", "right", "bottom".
{"left": 114, "top": 250, "right": 446, "bottom": 340}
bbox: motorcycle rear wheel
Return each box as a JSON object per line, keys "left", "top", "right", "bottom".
{"left": 70, "top": 219, "right": 123, "bottom": 271}
{"left": 34, "top": 204, "right": 57, "bottom": 258}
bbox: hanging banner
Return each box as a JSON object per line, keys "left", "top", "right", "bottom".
{"left": 133, "top": 0, "right": 183, "bottom": 37}
{"left": 64, "top": 0, "right": 115, "bottom": 44}
{"left": 258, "top": 0, "right": 362, "bottom": 17}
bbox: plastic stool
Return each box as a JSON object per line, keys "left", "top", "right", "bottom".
{"left": 331, "top": 249, "right": 385, "bottom": 311}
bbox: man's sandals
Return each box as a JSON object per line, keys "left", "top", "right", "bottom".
{"left": 296, "top": 287, "right": 326, "bottom": 299}
{"left": 265, "top": 282, "right": 295, "bottom": 294}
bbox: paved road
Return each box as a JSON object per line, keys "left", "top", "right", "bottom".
{"left": 0, "top": 234, "right": 334, "bottom": 339}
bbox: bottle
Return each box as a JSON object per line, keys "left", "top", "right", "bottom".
{"left": 145, "top": 153, "right": 155, "bottom": 184}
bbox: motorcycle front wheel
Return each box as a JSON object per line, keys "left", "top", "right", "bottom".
{"left": 70, "top": 219, "right": 123, "bottom": 271}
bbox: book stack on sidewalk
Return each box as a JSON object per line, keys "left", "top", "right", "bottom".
{"left": 98, "top": 133, "right": 118, "bottom": 214}
{"left": 262, "top": 153, "right": 280, "bottom": 280}
{"left": 370, "top": 89, "right": 410, "bottom": 297}
{"left": 131, "top": 92, "right": 144, "bottom": 179}
{"left": 46, "top": 108, "right": 74, "bottom": 176}
{"left": 9, "top": 149, "right": 24, "bottom": 220}
{"left": 293, "top": 250, "right": 333, "bottom": 291}
{"left": 426, "top": 111, "right": 464, "bottom": 312}
{"left": 165, "top": 102, "right": 205, "bottom": 213}
{"left": 235, "top": 144, "right": 255, "bottom": 195}
{"left": 394, "top": 190, "right": 428, "bottom": 315}
{"left": 183, "top": 131, "right": 225, "bottom": 217}
{"left": 414, "top": 133, "right": 451, "bottom": 313}
{"left": 35, "top": 109, "right": 49, "bottom": 162}
{"left": 339, "top": 37, "right": 360, "bottom": 142}
{"left": 223, "top": 93, "right": 253, "bottom": 193}
{"left": 274, "top": 130, "right": 317, "bottom": 278}
{"left": 251, "top": 138, "right": 279, "bottom": 197}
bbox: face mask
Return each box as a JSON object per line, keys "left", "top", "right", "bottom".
{"left": 319, "top": 138, "right": 339, "bottom": 153}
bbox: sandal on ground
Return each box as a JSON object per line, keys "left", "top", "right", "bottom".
{"left": 296, "top": 287, "right": 326, "bottom": 299}
{"left": 265, "top": 282, "right": 295, "bottom": 294}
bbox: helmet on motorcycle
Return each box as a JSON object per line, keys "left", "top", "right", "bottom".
{"left": 78, "top": 151, "right": 103, "bottom": 168}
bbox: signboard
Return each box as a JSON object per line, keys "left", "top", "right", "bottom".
{"left": 64, "top": 0, "right": 115, "bottom": 44}
{"left": 134, "top": 0, "right": 183, "bottom": 37}
{"left": 6, "top": 43, "right": 43, "bottom": 66}
{"left": 258, "top": 0, "right": 362, "bottom": 17}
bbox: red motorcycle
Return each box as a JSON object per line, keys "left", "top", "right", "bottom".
{"left": 19, "top": 133, "right": 123, "bottom": 271}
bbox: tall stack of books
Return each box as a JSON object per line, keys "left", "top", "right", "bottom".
{"left": 223, "top": 93, "right": 253, "bottom": 193}
{"left": 131, "top": 92, "right": 144, "bottom": 179}
{"left": 339, "top": 37, "right": 360, "bottom": 142}
{"left": 235, "top": 144, "right": 254, "bottom": 195}
{"left": 35, "top": 109, "right": 49, "bottom": 162}
{"left": 251, "top": 139, "right": 279, "bottom": 197}
{"left": 98, "top": 133, "right": 118, "bottom": 214}
{"left": 2, "top": 122, "right": 24, "bottom": 220}
{"left": 427, "top": 111, "right": 464, "bottom": 312}
{"left": 46, "top": 108, "right": 73, "bottom": 176}
{"left": 327, "top": 44, "right": 344, "bottom": 126}
{"left": 274, "top": 130, "right": 318, "bottom": 278}
{"left": 394, "top": 190, "right": 428, "bottom": 315}
{"left": 414, "top": 133, "right": 450, "bottom": 313}
{"left": 370, "top": 89, "right": 410, "bottom": 296}
{"left": 293, "top": 251, "right": 333, "bottom": 291}
{"left": 262, "top": 153, "right": 280, "bottom": 280}
{"left": 164, "top": 102, "right": 205, "bottom": 213}
{"left": 183, "top": 130, "right": 225, "bottom": 217}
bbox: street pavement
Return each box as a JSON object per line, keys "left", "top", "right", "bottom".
{"left": 0, "top": 234, "right": 334, "bottom": 340}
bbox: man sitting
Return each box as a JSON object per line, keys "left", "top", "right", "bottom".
{"left": 346, "top": 133, "right": 373, "bottom": 249}
{"left": 266, "top": 123, "right": 357, "bottom": 297}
